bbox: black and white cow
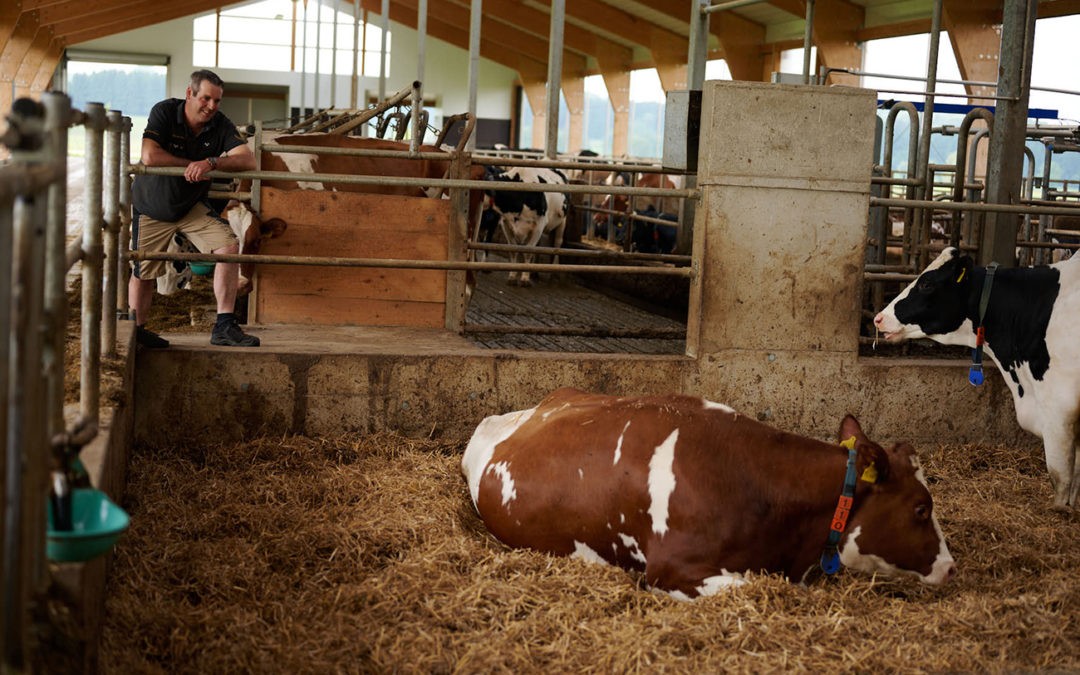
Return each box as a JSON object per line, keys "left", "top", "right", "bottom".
{"left": 484, "top": 166, "right": 569, "bottom": 287}
{"left": 874, "top": 247, "right": 1080, "bottom": 510}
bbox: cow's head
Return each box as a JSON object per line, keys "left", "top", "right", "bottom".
{"left": 874, "top": 247, "right": 974, "bottom": 343}
{"left": 155, "top": 233, "right": 197, "bottom": 296}
{"left": 222, "top": 201, "right": 288, "bottom": 296}
{"left": 836, "top": 415, "right": 955, "bottom": 585}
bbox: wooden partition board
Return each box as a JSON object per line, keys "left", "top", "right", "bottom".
{"left": 253, "top": 188, "right": 449, "bottom": 327}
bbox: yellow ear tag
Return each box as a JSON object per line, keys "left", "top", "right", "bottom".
{"left": 956, "top": 268, "right": 965, "bottom": 283}
{"left": 860, "top": 464, "right": 879, "bottom": 484}
{"left": 840, "top": 436, "right": 856, "bottom": 450}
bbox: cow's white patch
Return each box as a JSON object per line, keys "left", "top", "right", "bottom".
{"left": 617, "top": 533, "right": 647, "bottom": 565}
{"left": 702, "top": 399, "right": 736, "bottom": 414}
{"left": 571, "top": 541, "right": 608, "bottom": 565}
{"left": 276, "top": 152, "right": 323, "bottom": 190}
{"left": 578, "top": 468, "right": 584, "bottom": 480}
{"left": 647, "top": 430, "right": 679, "bottom": 536}
{"left": 487, "top": 461, "right": 517, "bottom": 507}
{"left": 696, "top": 571, "right": 747, "bottom": 596}
{"left": 614, "top": 420, "right": 631, "bottom": 465}
{"left": 619, "top": 513, "right": 625, "bottom": 524}
{"left": 461, "top": 407, "right": 536, "bottom": 506}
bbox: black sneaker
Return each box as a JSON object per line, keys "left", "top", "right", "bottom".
{"left": 136, "top": 326, "right": 170, "bottom": 349}
{"left": 210, "top": 317, "right": 260, "bottom": 347}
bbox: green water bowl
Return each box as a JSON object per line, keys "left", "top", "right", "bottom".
{"left": 189, "top": 262, "right": 216, "bottom": 276}
{"left": 47, "top": 488, "right": 130, "bottom": 563}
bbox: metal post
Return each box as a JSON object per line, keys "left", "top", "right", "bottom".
{"left": 379, "top": 0, "right": 389, "bottom": 101}
{"left": 118, "top": 116, "right": 132, "bottom": 315}
{"left": 81, "top": 102, "right": 107, "bottom": 425}
{"left": 980, "top": 0, "right": 1037, "bottom": 267}
{"left": 467, "top": 0, "right": 481, "bottom": 152}
{"left": 351, "top": 0, "right": 360, "bottom": 109}
{"left": 544, "top": 0, "right": 565, "bottom": 159}
{"left": 912, "top": 0, "right": 942, "bottom": 270}
{"left": 0, "top": 157, "right": 13, "bottom": 675}
{"left": 802, "top": 0, "right": 816, "bottom": 84}
{"left": 102, "top": 110, "right": 122, "bottom": 357}
{"left": 3, "top": 98, "right": 51, "bottom": 670}
{"left": 42, "top": 93, "right": 70, "bottom": 436}
{"left": 253, "top": 120, "right": 264, "bottom": 214}
{"left": 314, "top": 0, "right": 322, "bottom": 113}
{"left": 687, "top": 0, "right": 709, "bottom": 91}
{"left": 416, "top": 0, "right": 427, "bottom": 91}
{"left": 331, "top": 0, "right": 338, "bottom": 108}
{"left": 300, "top": 0, "right": 308, "bottom": 121}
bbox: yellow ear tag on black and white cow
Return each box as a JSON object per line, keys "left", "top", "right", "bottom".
{"left": 956, "top": 268, "right": 966, "bottom": 283}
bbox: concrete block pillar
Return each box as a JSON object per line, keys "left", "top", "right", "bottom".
{"left": 687, "top": 81, "right": 878, "bottom": 433}
{"left": 693, "top": 81, "right": 876, "bottom": 356}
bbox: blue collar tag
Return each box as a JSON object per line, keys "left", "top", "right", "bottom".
{"left": 820, "top": 549, "right": 841, "bottom": 575}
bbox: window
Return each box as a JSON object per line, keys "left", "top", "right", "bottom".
{"left": 193, "top": 0, "right": 390, "bottom": 77}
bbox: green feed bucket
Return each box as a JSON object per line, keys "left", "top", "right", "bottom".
{"left": 47, "top": 488, "right": 130, "bottom": 563}
{"left": 189, "top": 262, "right": 216, "bottom": 276}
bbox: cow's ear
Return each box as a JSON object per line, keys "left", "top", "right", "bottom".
{"left": 839, "top": 415, "right": 890, "bottom": 484}
{"left": 954, "top": 255, "right": 974, "bottom": 284}
{"left": 260, "top": 218, "right": 287, "bottom": 238}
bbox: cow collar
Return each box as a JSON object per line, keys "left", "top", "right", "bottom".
{"left": 969, "top": 262, "right": 999, "bottom": 386}
{"left": 801, "top": 436, "right": 862, "bottom": 585}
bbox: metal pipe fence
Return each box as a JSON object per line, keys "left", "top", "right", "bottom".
{"left": 1, "top": 92, "right": 129, "bottom": 670}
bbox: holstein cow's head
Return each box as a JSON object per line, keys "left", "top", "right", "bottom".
{"left": 873, "top": 247, "right": 975, "bottom": 345}
{"left": 837, "top": 416, "right": 955, "bottom": 584}
{"left": 222, "top": 201, "right": 288, "bottom": 296}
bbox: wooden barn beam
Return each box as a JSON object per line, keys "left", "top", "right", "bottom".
{"left": 532, "top": 0, "right": 687, "bottom": 76}
{"left": 1, "top": 2, "right": 21, "bottom": 56}
{"left": 618, "top": 0, "right": 768, "bottom": 83}
{"left": 30, "top": 37, "right": 64, "bottom": 94}
{"left": 942, "top": 0, "right": 1001, "bottom": 104}
{"left": 767, "top": 0, "right": 806, "bottom": 18}
{"left": 14, "top": 25, "right": 55, "bottom": 97}
{"left": 19, "top": 0, "right": 72, "bottom": 10}
{"left": 813, "top": 0, "right": 863, "bottom": 86}
{"left": 36, "top": 0, "right": 146, "bottom": 27}
{"left": 563, "top": 74, "right": 584, "bottom": 152}
{"left": 1037, "top": 0, "right": 1080, "bottom": 18}
{"left": 359, "top": 0, "right": 547, "bottom": 89}
{"left": 712, "top": 11, "right": 767, "bottom": 82}
{"left": 857, "top": 19, "right": 931, "bottom": 42}
{"left": 599, "top": 66, "right": 629, "bottom": 157}
{"left": 520, "top": 77, "right": 547, "bottom": 149}
{"left": 1, "top": 10, "right": 41, "bottom": 112}
{"left": 57, "top": 0, "right": 225, "bottom": 44}
{"left": 390, "top": 0, "right": 586, "bottom": 76}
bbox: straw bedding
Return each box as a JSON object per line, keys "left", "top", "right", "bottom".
{"left": 97, "top": 430, "right": 1080, "bottom": 673}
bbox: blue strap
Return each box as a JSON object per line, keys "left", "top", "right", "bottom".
{"left": 969, "top": 262, "right": 998, "bottom": 387}
{"left": 820, "top": 448, "right": 859, "bottom": 575}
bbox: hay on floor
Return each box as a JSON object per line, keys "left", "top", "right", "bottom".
{"left": 97, "top": 432, "right": 1080, "bottom": 672}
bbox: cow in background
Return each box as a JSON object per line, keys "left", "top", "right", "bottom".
{"left": 484, "top": 166, "right": 570, "bottom": 287}
{"left": 593, "top": 172, "right": 681, "bottom": 252}
{"left": 462, "top": 388, "right": 955, "bottom": 598}
{"left": 874, "top": 247, "right": 1080, "bottom": 511}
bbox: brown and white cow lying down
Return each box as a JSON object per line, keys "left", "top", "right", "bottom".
{"left": 462, "top": 388, "right": 955, "bottom": 598}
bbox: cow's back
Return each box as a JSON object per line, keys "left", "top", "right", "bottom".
{"left": 462, "top": 388, "right": 777, "bottom": 570}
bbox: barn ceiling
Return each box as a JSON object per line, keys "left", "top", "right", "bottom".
{"left": 2, "top": 0, "right": 1080, "bottom": 105}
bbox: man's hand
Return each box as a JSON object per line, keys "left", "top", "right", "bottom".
{"left": 184, "top": 158, "right": 215, "bottom": 183}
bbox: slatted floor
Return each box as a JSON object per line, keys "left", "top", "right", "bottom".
{"left": 463, "top": 266, "right": 688, "bottom": 354}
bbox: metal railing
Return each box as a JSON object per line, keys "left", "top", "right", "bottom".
{"left": 1, "top": 93, "right": 129, "bottom": 670}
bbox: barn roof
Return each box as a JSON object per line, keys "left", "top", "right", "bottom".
{"left": 4, "top": 0, "right": 1080, "bottom": 100}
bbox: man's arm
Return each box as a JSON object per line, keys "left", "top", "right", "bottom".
{"left": 141, "top": 137, "right": 254, "bottom": 183}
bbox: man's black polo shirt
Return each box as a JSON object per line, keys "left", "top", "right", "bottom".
{"left": 132, "top": 98, "right": 246, "bottom": 222}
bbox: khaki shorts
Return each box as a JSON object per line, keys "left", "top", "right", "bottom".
{"left": 131, "top": 202, "right": 238, "bottom": 279}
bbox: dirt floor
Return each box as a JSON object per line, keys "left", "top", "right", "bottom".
{"left": 96, "top": 431, "right": 1080, "bottom": 673}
